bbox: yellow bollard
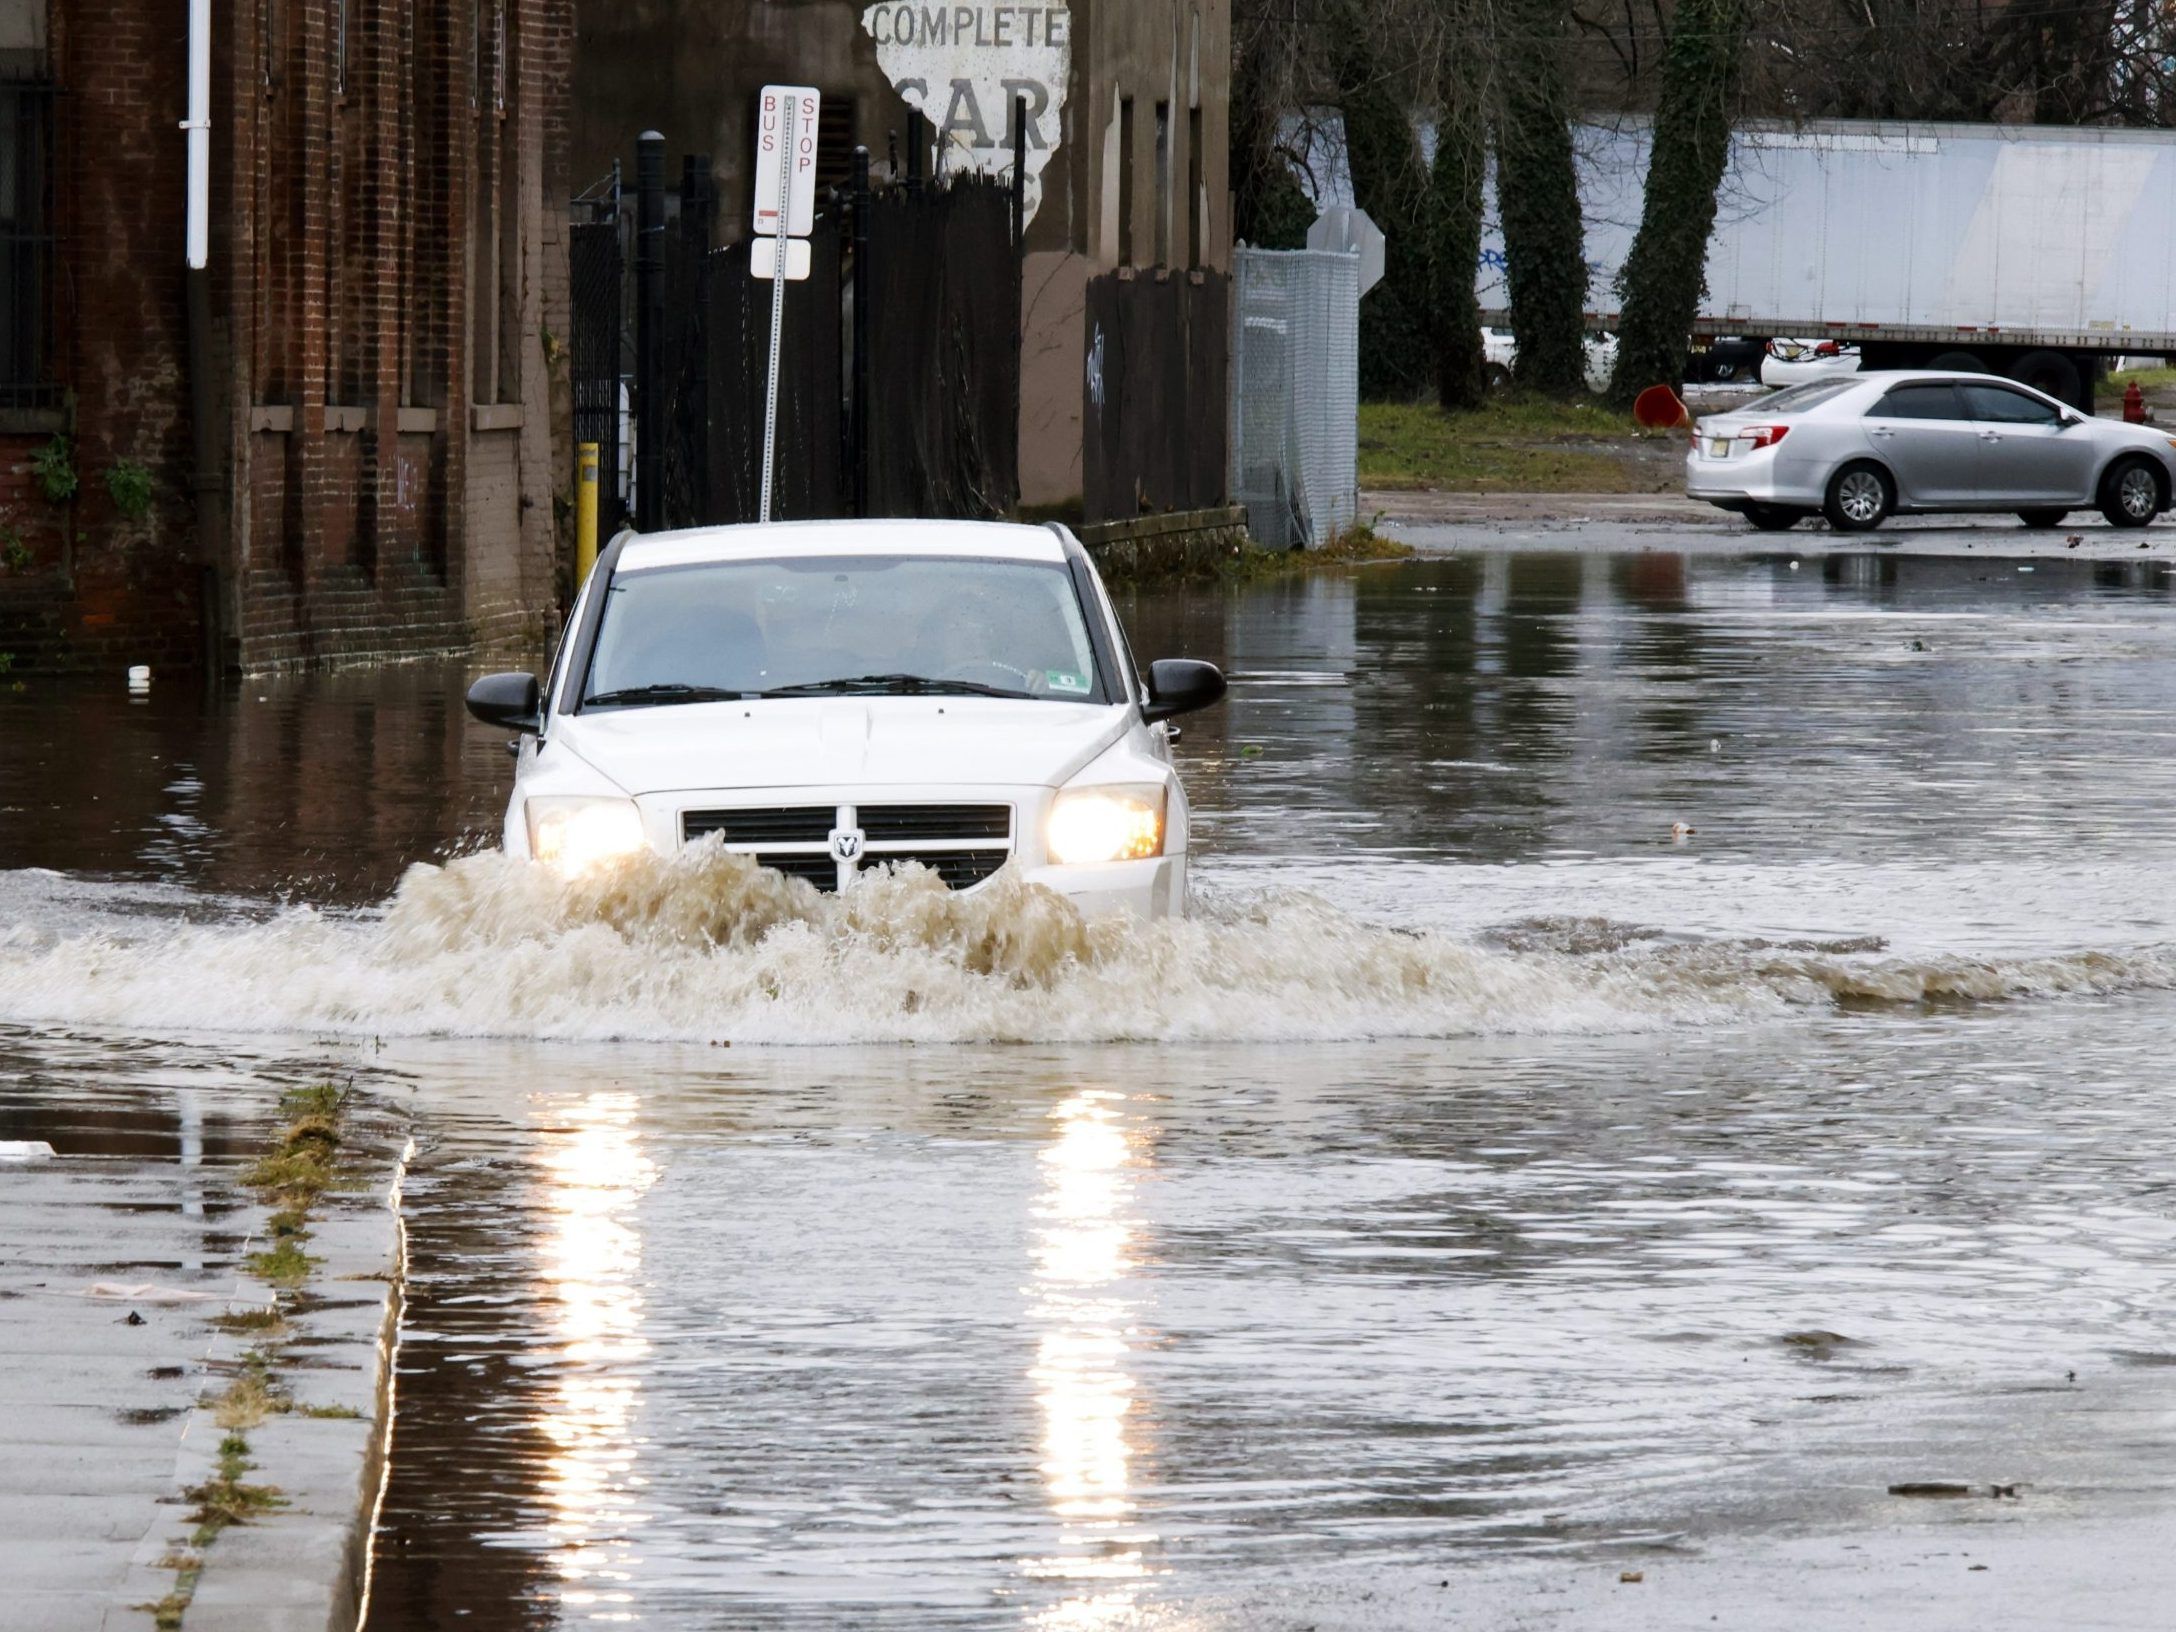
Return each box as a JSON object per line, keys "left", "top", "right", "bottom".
{"left": 575, "top": 442, "right": 600, "bottom": 584}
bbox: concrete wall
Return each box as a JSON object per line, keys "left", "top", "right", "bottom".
{"left": 1060, "top": 0, "right": 1229, "bottom": 276}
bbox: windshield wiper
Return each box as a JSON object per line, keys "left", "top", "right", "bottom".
{"left": 754, "top": 673, "right": 1031, "bottom": 700}
{"left": 584, "top": 683, "right": 749, "bottom": 708}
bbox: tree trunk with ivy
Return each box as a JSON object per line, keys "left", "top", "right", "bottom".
{"left": 1428, "top": 88, "right": 1488, "bottom": 410}
{"left": 1607, "top": 0, "right": 1751, "bottom": 406}
{"left": 1493, "top": 0, "right": 1587, "bottom": 397}
{"left": 1334, "top": 18, "right": 1436, "bottom": 400}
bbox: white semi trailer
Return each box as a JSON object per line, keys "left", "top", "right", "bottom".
{"left": 1478, "top": 118, "right": 2176, "bottom": 411}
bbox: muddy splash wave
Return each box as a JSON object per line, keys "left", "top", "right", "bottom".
{"left": 1, "top": 851, "right": 2170, "bottom": 1045}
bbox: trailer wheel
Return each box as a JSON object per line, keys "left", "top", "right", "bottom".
{"left": 1483, "top": 362, "right": 1512, "bottom": 393}
{"left": 2009, "top": 349, "right": 2081, "bottom": 408}
{"left": 2016, "top": 508, "right": 2068, "bottom": 528}
{"left": 1929, "top": 350, "right": 1987, "bottom": 374}
{"left": 1824, "top": 462, "right": 1893, "bottom": 531}
{"left": 2099, "top": 456, "right": 2164, "bottom": 528}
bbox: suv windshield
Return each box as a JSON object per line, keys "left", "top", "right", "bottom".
{"left": 581, "top": 554, "right": 1106, "bottom": 707}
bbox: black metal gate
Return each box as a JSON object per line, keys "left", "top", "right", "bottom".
{"left": 1083, "top": 269, "right": 1230, "bottom": 524}
{"left": 572, "top": 156, "right": 1021, "bottom": 534}
{"left": 568, "top": 211, "right": 625, "bottom": 531}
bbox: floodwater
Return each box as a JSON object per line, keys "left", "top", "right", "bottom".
{"left": 5, "top": 545, "right": 2176, "bottom": 1626}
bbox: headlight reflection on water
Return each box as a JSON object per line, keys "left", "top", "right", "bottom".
{"left": 536, "top": 1090, "right": 657, "bottom": 1615}
{"left": 1025, "top": 1089, "right": 1157, "bottom": 1627}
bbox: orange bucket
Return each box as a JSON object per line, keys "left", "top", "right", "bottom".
{"left": 1633, "top": 384, "right": 1692, "bottom": 432}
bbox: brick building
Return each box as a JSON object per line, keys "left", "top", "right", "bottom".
{"left": 0, "top": 0, "right": 573, "bottom": 674}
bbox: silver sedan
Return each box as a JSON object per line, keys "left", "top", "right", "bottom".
{"left": 1685, "top": 370, "right": 2176, "bottom": 532}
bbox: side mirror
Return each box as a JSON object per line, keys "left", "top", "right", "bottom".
{"left": 1141, "top": 658, "right": 1226, "bottom": 724}
{"left": 466, "top": 671, "right": 542, "bottom": 733}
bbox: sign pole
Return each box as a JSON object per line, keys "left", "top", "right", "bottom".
{"left": 759, "top": 98, "right": 796, "bottom": 525}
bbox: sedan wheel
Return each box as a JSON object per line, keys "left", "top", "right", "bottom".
{"left": 2017, "top": 509, "right": 2067, "bottom": 528}
{"left": 1824, "top": 462, "right": 1892, "bottom": 532}
{"left": 2100, "top": 457, "right": 2163, "bottom": 529}
{"left": 1743, "top": 504, "right": 1804, "bottom": 531}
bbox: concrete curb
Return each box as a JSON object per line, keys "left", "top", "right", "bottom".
{"left": 1364, "top": 487, "right": 1726, "bottom": 527}
{"left": 113, "top": 1119, "right": 410, "bottom": 1632}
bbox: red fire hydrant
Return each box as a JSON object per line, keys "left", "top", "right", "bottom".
{"left": 2124, "top": 381, "right": 2147, "bottom": 423}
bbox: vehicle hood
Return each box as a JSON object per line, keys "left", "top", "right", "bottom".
{"left": 2095, "top": 419, "right": 2176, "bottom": 454}
{"left": 554, "top": 697, "right": 1134, "bottom": 796}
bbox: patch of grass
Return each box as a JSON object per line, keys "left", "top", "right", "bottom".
{"left": 143, "top": 1571, "right": 198, "bottom": 1632}
{"left": 1221, "top": 522, "right": 1414, "bottom": 580}
{"left": 299, "top": 1402, "right": 362, "bottom": 1420}
{"left": 241, "top": 1082, "right": 348, "bottom": 1208}
{"left": 2108, "top": 363, "right": 2176, "bottom": 394}
{"left": 211, "top": 1350, "right": 292, "bottom": 1428}
{"left": 185, "top": 1432, "right": 284, "bottom": 1539}
{"left": 245, "top": 1237, "right": 314, "bottom": 1289}
{"left": 1358, "top": 396, "right": 1665, "bottom": 494}
{"left": 1311, "top": 522, "right": 1412, "bottom": 563}
{"left": 152, "top": 1086, "right": 360, "bottom": 1628}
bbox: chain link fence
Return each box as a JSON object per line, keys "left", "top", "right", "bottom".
{"left": 1229, "top": 248, "right": 1360, "bottom": 549}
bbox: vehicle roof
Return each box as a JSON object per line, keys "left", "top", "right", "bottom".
{"left": 1779, "top": 369, "right": 2068, "bottom": 395}
{"left": 1709, "top": 371, "right": 2071, "bottom": 416}
{"left": 1845, "top": 370, "right": 2037, "bottom": 386}
{"left": 616, "top": 518, "right": 1069, "bottom": 572}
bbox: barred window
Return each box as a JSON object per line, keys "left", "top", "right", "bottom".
{"left": 0, "top": 74, "right": 54, "bottom": 407}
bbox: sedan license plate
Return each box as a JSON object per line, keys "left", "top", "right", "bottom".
{"left": 1707, "top": 437, "right": 1731, "bottom": 458}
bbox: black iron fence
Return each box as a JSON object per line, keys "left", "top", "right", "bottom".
{"left": 574, "top": 150, "right": 1021, "bottom": 534}
{"left": 0, "top": 76, "right": 57, "bottom": 409}
{"left": 568, "top": 215, "right": 624, "bottom": 525}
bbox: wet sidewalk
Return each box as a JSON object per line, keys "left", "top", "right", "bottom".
{"left": 0, "top": 1051, "right": 403, "bottom": 1632}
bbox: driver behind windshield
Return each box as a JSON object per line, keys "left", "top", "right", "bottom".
{"left": 583, "top": 555, "right": 1103, "bottom": 704}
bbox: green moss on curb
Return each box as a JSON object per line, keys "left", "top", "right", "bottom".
{"left": 155, "top": 1081, "right": 356, "bottom": 1627}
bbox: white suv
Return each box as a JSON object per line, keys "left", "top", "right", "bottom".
{"left": 465, "top": 519, "right": 1226, "bottom": 918}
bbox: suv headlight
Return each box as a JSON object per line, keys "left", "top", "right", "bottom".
{"left": 1045, "top": 784, "right": 1166, "bottom": 865}
{"left": 526, "top": 796, "right": 647, "bottom": 871}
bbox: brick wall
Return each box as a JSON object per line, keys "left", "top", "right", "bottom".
{"left": 0, "top": 0, "right": 574, "bottom": 675}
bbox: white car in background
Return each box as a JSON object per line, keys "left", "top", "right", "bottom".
{"left": 1483, "top": 327, "right": 1617, "bottom": 394}
{"left": 465, "top": 520, "right": 1227, "bottom": 918}
{"left": 1687, "top": 370, "right": 2176, "bottom": 532}
{"left": 1761, "top": 337, "right": 1863, "bottom": 387}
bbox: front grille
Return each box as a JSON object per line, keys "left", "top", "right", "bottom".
{"left": 684, "top": 806, "right": 835, "bottom": 845}
{"left": 679, "top": 800, "right": 1015, "bottom": 894}
{"left": 858, "top": 804, "right": 1012, "bottom": 843}
{"left": 860, "top": 849, "right": 1011, "bottom": 890}
{"left": 756, "top": 852, "right": 840, "bottom": 891}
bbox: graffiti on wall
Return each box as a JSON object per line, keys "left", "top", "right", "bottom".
{"left": 858, "top": 2, "right": 1069, "bottom": 222}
